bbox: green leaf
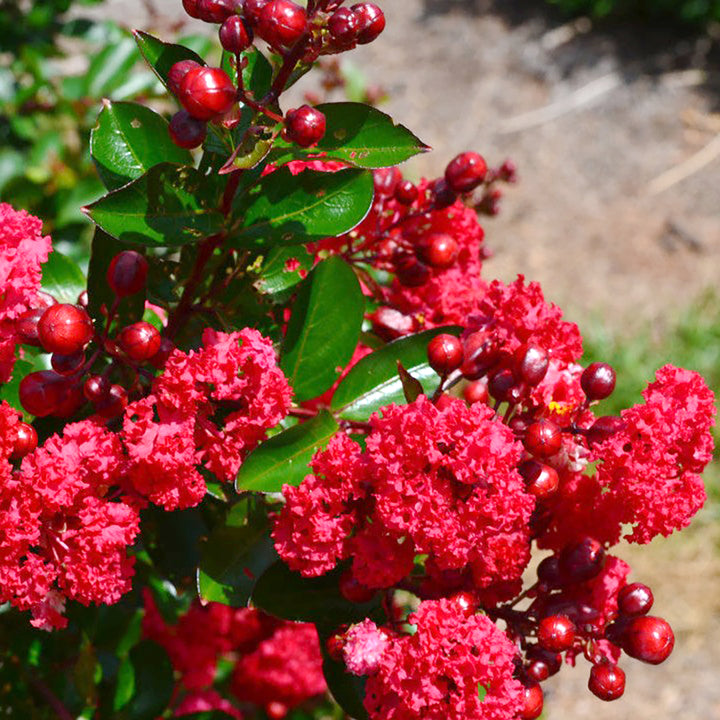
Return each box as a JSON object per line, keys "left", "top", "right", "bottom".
{"left": 236, "top": 410, "right": 339, "bottom": 493}
{"left": 41, "top": 250, "right": 86, "bottom": 304}
{"left": 120, "top": 641, "right": 174, "bottom": 719}
{"left": 271, "top": 102, "right": 430, "bottom": 168}
{"left": 255, "top": 245, "right": 313, "bottom": 297}
{"left": 331, "top": 327, "right": 462, "bottom": 421}
{"left": 252, "top": 562, "right": 380, "bottom": 632}
{"left": 322, "top": 652, "right": 369, "bottom": 720}
{"left": 197, "top": 516, "right": 278, "bottom": 607}
{"left": 86, "top": 228, "right": 145, "bottom": 328}
{"left": 229, "top": 167, "right": 374, "bottom": 248}
{"left": 84, "top": 163, "right": 224, "bottom": 247}
{"left": 281, "top": 256, "right": 365, "bottom": 402}
{"left": 91, "top": 101, "right": 192, "bottom": 191}
{"left": 0, "top": 348, "right": 47, "bottom": 414}
{"left": 133, "top": 31, "right": 205, "bottom": 91}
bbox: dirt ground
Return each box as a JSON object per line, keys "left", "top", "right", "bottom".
{"left": 80, "top": 1, "right": 720, "bottom": 718}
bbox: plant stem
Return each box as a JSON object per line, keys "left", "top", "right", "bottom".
{"left": 166, "top": 234, "right": 223, "bottom": 340}
{"left": 27, "top": 673, "right": 73, "bottom": 720}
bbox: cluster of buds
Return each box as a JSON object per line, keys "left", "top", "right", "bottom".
{"left": 167, "top": 0, "right": 386, "bottom": 151}
{"left": 14, "top": 250, "right": 171, "bottom": 427}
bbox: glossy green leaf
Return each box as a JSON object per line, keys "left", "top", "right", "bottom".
{"left": 84, "top": 163, "right": 224, "bottom": 247}
{"left": 255, "top": 245, "right": 313, "bottom": 297}
{"left": 229, "top": 167, "right": 374, "bottom": 247}
{"left": 272, "top": 102, "right": 430, "bottom": 168}
{"left": 91, "top": 101, "right": 192, "bottom": 191}
{"left": 322, "top": 650, "right": 369, "bottom": 720}
{"left": 120, "top": 641, "right": 174, "bottom": 719}
{"left": 331, "top": 327, "right": 462, "bottom": 421}
{"left": 133, "top": 31, "right": 205, "bottom": 90}
{"left": 281, "top": 256, "right": 365, "bottom": 402}
{"left": 197, "top": 515, "right": 278, "bottom": 607}
{"left": 252, "top": 562, "right": 380, "bottom": 632}
{"left": 236, "top": 411, "right": 339, "bottom": 493}
{"left": 0, "top": 348, "right": 47, "bottom": 414}
{"left": 86, "top": 228, "right": 145, "bottom": 328}
{"left": 41, "top": 250, "right": 86, "bottom": 304}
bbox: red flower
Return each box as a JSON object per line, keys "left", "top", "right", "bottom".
{"left": 364, "top": 599, "right": 524, "bottom": 720}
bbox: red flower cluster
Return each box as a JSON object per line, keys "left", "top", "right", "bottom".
{"left": 274, "top": 395, "right": 534, "bottom": 600}
{"left": 123, "top": 328, "right": 292, "bottom": 510}
{"left": 540, "top": 365, "right": 716, "bottom": 550}
{"left": 0, "top": 407, "right": 139, "bottom": 629}
{"left": 0, "top": 203, "right": 52, "bottom": 382}
{"left": 363, "top": 598, "right": 524, "bottom": 720}
{"left": 0, "top": 325, "right": 290, "bottom": 626}
{"left": 142, "top": 592, "right": 326, "bottom": 718}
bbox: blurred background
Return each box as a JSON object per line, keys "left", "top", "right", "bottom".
{"left": 2, "top": 0, "right": 720, "bottom": 717}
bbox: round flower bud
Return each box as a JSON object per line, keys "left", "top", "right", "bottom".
{"left": 51, "top": 351, "right": 85, "bottom": 377}
{"left": 328, "top": 8, "right": 359, "bottom": 44}
{"left": 15, "top": 307, "right": 47, "bottom": 347}
{"left": 538, "top": 615, "right": 576, "bottom": 652}
{"left": 520, "top": 681, "right": 543, "bottom": 720}
{"left": 19, "top": 370, "right": 67, "bottom": 417}
{"left": 622, "top": 616, "right": 674, "bottom": 665}
{"left": 513, "top": 344, "right": 549, "bottom": 386}
{"left": 373, "top": 167, "right": 401, "bottom": 197}
{"left": 586, "top": 415, "right": 625, "bottom": 447}
{"left": 518, "top": 460, "right": 559, "bottom": 499}
{"left": 444, "top": 151, "right": 488, "bottom": 193}
{"left": 38, "top": 304, "right": 93, "bottom": 355}
{"left": 257, "top": 0, "right": 307, "bottom": 48}
{"left": 351, "top": 3, "right": 385, "bottom": 44}
{"left": 419, "top": 233, "right": 458, "bottom": 269}
{"left": 83, "top": 374, "right": 110, "bottom": 404}
{"left": 524, "top": 419, "right": 562, "bottom": 458}
{"left": 427, "top": 333, "right": 463, "bottom": 376}
{"left": 395, "top": 179, "right": 418, "bottom": 205}
{"left": 179, "top": 66, "right": 237, "bottom": 121}
{"left": 118, "top": 322, "right": 162, "bottom": 363}
{"left": 169, "top": 110, "right": 207, "bottom": 150}
{"left": 95, "top": 384, "right": 129, "bottom": 419}
{"left": 220, "top": 15, "right": 254, "bottom": 53}
{"left": 182, "top": 0, "right": 203, "bottom": 18}
{"left": 429, "top": 177, "right": 457, "bottom": 209}
{"left": 488, "top": 369, "right": 516, "bottom": 403}
{"left": 284, "top": 105, "right": 326, "bottom": 147}
{"left": 10, "top": 421, "right": 38, "bottom": 461}
{"left": 588, "top": 662, "right": 625, "bottom": 701}
{"left": 49, "top": 382, "right": 85, "bottom": 419}
{"left": 197, "top": 0, "right": 239, "bottom": 23}
{"left": 581, "top": 362, "right": 617, "bottom": 401}
{"left": 463, "top": 379, "right": 489, "bottom": 405}
{"left": 559, "top": 537, "right": 605, "bottom": 583}
{"left": 168, "top": 59, "right": 201, "bottom": 96}
{"left": 243, "top": 0, "right": 270, "bottom": 25}
{"left": 107, "top": 250, "right": 149, "bottom": 298}
{"left": 618, "top": 582, "right": 654, "bottom": 617}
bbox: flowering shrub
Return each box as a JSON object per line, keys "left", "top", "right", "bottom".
{"left": 0, "top": 1, "right": 715, "bottom": 718}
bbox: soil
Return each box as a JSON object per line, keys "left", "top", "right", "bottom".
{"left": 77, "top": 1, "right": 720, "bottom": 717}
